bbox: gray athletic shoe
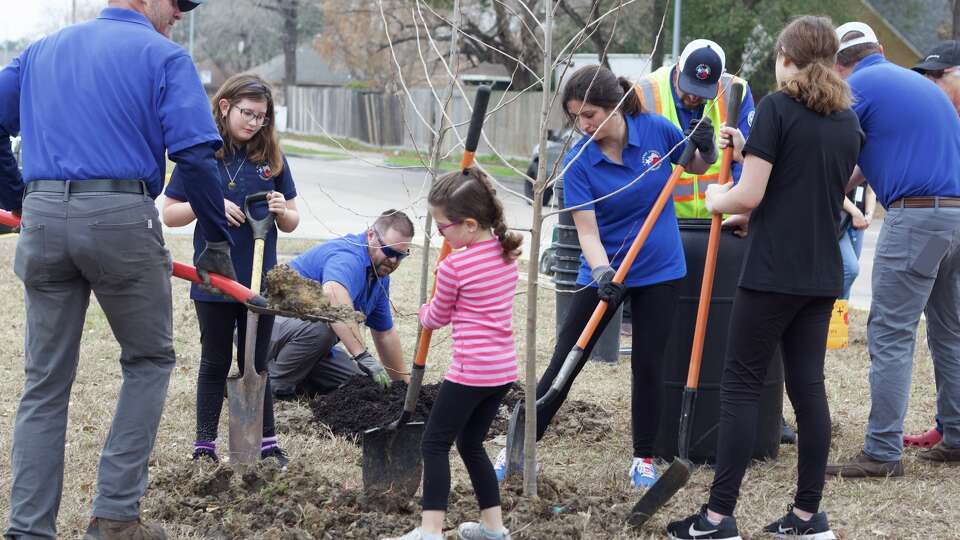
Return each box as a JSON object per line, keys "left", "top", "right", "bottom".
{"left": 457, "top": 522, "right": 512, "bottom": 540}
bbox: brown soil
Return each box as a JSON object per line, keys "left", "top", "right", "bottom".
{"left": 310, "top": 376, "right": 612, "bottom": 444}
{"left": 145, "top": 460, "right": 637, "bottom": 539}
{"left": 265, "top": 264, "right": 364, "bottom": 323}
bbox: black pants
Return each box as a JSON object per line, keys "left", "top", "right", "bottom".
{"left": 708, "top": 288, "right": 833, "bottom": 516}
{"left": 421, "top": 380, "right": 511, "bottom": 512}
{"left": 194, "top": 301, "right": 276, "bottom": 443}
{"left": 536, "top": 282, "right": 678, "bottom": 457}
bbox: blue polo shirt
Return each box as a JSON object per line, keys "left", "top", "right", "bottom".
{"left": 670, "top": 66, "right": 755, "bottom": 182}
{"left": 166, "top": 151, "right": 297, "bottom": 302}
{"left": 0, "top": 8, "right": 220, "bottom": 200}
{"left": 562, "top": 112, "right": 688, "bottom": 288}
{"left": 289, "top": 233, "right": 394, "bottom": 332}
{"left": 848, "top": 53, "right": 960, "bottom": 207}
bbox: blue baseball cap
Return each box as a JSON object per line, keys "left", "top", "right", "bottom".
{"left": 178, "top": 0, "right": 206, "bottom": 12}
{"left": 677, "top": 39, "right": 726, "bottom": 100}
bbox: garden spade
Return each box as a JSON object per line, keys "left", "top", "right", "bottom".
{"left": 505, "top": 139, "right": 700, "bottom": 480}
{"left": 628, "top": 82, "right": 744, "bottom": 528}
{"left": 362, "top": 85, "right": 492, "bottom": 496}
{"left": 226, "top": 191, "right": 275, "bottom": 466}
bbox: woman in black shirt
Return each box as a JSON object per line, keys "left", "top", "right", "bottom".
{"left": 666, "top": 16, "right": 862, "bottom": 540}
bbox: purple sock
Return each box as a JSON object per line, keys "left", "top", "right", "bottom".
{"left": 261, "top": 436, "right": 278, "bottom": 451}
{"left": 195, "top": 441, "right": 216, "bottom": 452}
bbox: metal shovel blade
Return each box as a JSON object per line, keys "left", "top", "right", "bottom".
{"left": 361, "top": 421, "right": 425, "bottom": 497}
{"left": 504, "top": 401, "right": 525, "bottom": 479}
{"left": 627, "top": 457, "right": 692, "bottom": 528}
{"left": 226, "top": 367, "right": 267, "bottom": 466}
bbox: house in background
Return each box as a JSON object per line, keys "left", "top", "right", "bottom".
{"left": 248, "top": 45, "right": 353, "bottom": 89}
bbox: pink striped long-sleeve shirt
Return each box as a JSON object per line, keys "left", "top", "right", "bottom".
{"left": 418, "top": 238, "right": 519, "bottom": 387}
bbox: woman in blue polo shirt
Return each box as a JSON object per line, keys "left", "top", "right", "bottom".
{"left": 162, "top": 74, "right": 300, "bottom": 465}
{"left": 493, "top": 65, "right": 716, "bottom": 488}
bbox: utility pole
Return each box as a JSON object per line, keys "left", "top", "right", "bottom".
{"left": 671, "top": 0, "right": 681, "bottom": 60}
{"left": 189, "top": 11, "right": 195, "bottom": 57}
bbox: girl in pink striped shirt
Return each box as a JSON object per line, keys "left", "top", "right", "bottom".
{"left": 384, "top": 168, "right": 521, "bottom": 540}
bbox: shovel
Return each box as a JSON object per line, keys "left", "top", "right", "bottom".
{"left": 361, "top": 85, "right": 492, "bottom": 496}
{"left": 504, "top": 138, "right": 701, "bottom": 480}
{"left": 225, "top": 191, "right": 275, "bottom": 466}
{"left": 628, "top": 82, "right": 744, "bottom": 528}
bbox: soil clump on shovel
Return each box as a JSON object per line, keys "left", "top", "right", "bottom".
{"left": 146, "top": 460, "right": 634, "bottom": 539}
{"left": 309, "top": 377, "right": 612, "bottom": 443}
{"left": 265, "top": 265, "right": 365, "bottom": 323}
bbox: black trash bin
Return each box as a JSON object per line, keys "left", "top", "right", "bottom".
{"left": 653, "top": 219, "right": 783, "bottom": 463}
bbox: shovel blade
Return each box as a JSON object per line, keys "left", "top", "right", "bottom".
{"left": 227, "top": 370, "right": 267, "bottom": 466}
{"left": 361, "top": 422, "right": 425, "bottom": 497}
{"left": 504, "top": 401, "right": 525, "bottom": 479}
{"left": 627, "top": 457, "right": 692, "bottom": 528}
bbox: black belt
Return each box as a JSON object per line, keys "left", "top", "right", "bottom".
{"left": 25, "top": 179, "right": 147, "bottom": 195}
{"left": 889, "top": 196, "right": 960, "bottom": 209}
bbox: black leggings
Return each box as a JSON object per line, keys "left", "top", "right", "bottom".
{"left": 708, "top": 288, "right": 833, "bottom": 516}
{"left": 194, "top": 301, "right": 276, "bottom": 443}
{"left": 421, "top": 380, "right": 511, "bottom": 512}
{"left": 536, "top": 281, "right": 678, "bottom": 457}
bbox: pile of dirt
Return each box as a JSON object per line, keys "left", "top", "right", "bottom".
{"left": 310, "top": 377, "right": 612, "bottom": 443}
{"left": 265, "top": 265, "right": 364, "bottom": 323}
{"left": 145, "top": 460, "right": 635, "bottom": 539}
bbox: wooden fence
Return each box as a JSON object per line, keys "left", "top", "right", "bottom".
{"left": 286, "top": 86, "right": 565, "bottom": 159}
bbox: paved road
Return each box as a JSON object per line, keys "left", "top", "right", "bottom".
{"left": 162, "top": 154, "right": 878, "bottom": 309}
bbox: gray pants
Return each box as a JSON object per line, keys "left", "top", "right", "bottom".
{"left": 6, "top": 191, "right": 174, "bottom": 539}
{"left": 865, "top": 206, "right": 960, "bottom": 461}
{"left": 267, "top": 316, "right": 361, "bottom": 396}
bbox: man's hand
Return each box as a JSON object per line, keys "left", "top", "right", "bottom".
{"left": 195, "top": 240, "right": 237, "bottom": 294}
{"left": 686, "top": 117, "right": 718, "bottom": 164}
{"left": 354, "top": 351, "right": 390, "bottom": 389}
{"left": 224, "top": 198, "right": 245, "bottom": 227}
{"left": 591, "top": 265, "right": 627, "bottom": 307}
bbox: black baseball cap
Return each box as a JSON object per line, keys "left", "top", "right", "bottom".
{"left": 913, "top": 41, "right": 960, "bottom": 73}
{"left": 677, "top": 39, "right": 726, "bottom": 99}
{"left": 178, "top": 0, "right": 206, "bottom": 12}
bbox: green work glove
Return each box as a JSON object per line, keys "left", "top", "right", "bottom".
{"left": 354, "top": 351, "right": 390, "bottom": 389}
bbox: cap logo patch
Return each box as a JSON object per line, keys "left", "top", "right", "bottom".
{"left": 695, "top": 64, "right": 711, "bottom": 80}
{"left": 926, "top": 54, "right": 940, "bottom": 61}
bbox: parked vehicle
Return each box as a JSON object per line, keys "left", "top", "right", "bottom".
{"left": 524, "top": 128, "right": 576, "bottom": 206}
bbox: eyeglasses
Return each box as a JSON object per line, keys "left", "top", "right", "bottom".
{"left": 374, "top": 229, "right": 410, "bottom": 261}
{"left": 233, "top": 106, "right": 270, "bottom": 126}
{"left": 436, "top": 220, "right": 462, "bottom": 236}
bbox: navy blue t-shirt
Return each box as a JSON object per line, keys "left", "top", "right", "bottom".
{"left": 166, "top": 150, "right": 296, "bottom": 302}
{"left": 562, "top": 112, "right": 689, "bottom": 287}
{"left": 289, "top": 233, "right": 394, "bottom": 332}
{"left": 848, "top": 54, "right": 960, "bottom": 207}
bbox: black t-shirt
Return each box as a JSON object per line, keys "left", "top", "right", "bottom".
{"left": 739, "top": 91, "right": 863, "bottom": 297}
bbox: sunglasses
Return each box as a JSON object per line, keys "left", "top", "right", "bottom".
{"left": 374, "top": 229, "right": 409, "bottom": 261}
{"left": 436, "top": 220, "right": 462, "bottom": 236}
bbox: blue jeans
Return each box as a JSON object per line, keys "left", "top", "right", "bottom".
{"left": 840, "top": 225, "right": 865, "bottom": 300}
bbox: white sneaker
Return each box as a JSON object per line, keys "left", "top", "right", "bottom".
{"left": 457, "top": 522, "right": 512, "bottom": 540}
{"left": 380, "top": 527, "right": 443, "bottom": 540}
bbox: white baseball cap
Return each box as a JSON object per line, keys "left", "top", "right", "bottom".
{"left": 836, "top": 22, "right": 879, "bottom": 52}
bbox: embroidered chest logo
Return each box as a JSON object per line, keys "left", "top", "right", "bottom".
{"left": 642, "top": 150, "right": 663, "bottom": 170}
{"left": 257, "top": 163, "right": 272, "bottom": 181}
{"left": 695, "top": 64, "right": 711, "bottom": 80}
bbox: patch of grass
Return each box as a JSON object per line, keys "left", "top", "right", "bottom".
{"left": 280, "top": 143, "right": 348, "bottom": 161}
{"left": 0, "top": 235, "right": 953, "bottom": 539}
{"left": 283, "top": 133, "right": 380, "bottom": 154}
{"left": 385, "top": 155, "right": 526, "bottom": 178}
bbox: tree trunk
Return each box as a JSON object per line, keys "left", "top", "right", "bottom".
{"left": 650, "top": 0, "right": 666, "bottom": 70}
{"left": 282, "top": 0, "right": 299, "bottom": 105}
{"left": 953, "top": 0, "right": 960, "bottom": 40}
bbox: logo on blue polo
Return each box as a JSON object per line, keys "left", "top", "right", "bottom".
{"left": 695, "top": 63, "right": 711, "bottom": 80}
{"left": 257, "top": 164, "right": 272, "bottom": 180}
{"left": 642, "top": 150, "right": 663, "bottom": 170}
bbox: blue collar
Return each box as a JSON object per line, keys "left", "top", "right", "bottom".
{"left": 97, "top": 7, "right": 156, "bottom": 31}
{"left": 853, "top": 53, "right": 886, "bottom": 74}
{"left": 585, "top": 114, "right": 644, "bottom": 166}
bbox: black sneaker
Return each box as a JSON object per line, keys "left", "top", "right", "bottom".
{"left": 666, "top": 505, "right": 742, "bottom": 539}
{"left": 192, "top": 447, "right": 219, "bottom": 463}
{"left": 762, "top": 506, "right": 836, "bottom": 539}
{"left": 261, "top": 446, "right": 290, "bottom": 467}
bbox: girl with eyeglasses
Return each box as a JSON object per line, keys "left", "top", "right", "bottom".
{"left": 384, "top": 168, "right": 522, "bottom": 540}
{"left": 161, "top": 73, "right": 300, "bottom": 465}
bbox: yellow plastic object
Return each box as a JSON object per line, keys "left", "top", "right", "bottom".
{"left": 827, "top": 299, "right": 849, "bottom": 350}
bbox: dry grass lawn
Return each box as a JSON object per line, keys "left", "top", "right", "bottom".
{"left": 0, "top": 234, "right": 955, "bottom": 539}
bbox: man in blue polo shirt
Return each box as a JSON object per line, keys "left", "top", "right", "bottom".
{"left": 267, "top": 211, "right": 413, "bottom": 399}
{"left": 826, "top": 22, "right": 960, "bottom": 479}
{"left": 0, "top": 1, "right": 236, "bottom": 539}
